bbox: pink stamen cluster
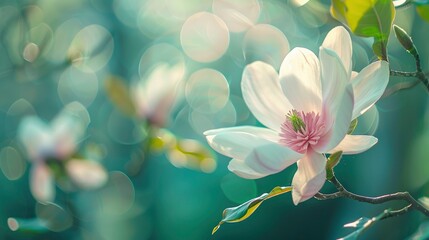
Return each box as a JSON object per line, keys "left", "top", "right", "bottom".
{"left": 279, "top": 110, "right": 325, "bottom": 154}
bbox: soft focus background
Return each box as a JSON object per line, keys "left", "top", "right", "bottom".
{"left": 0, "top": 0, "right": 429, "bottom": 239}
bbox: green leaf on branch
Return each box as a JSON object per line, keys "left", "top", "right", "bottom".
{"left": 326, "top": 151, "right": 343, "bottom": 180}
{"left": 330, "top": 0, "right": 396, "bottom": 60}
{"left": 212, "top": 186, "right": 292, "bottom": 234}
{"left": 347, "top": 119, "right": 358, "bottom": 134}
{"left": 105, "top": 75, "right": 136, "bottom": 117}
{"left": 339, "top": 210, "right": 389, "bottom": 240}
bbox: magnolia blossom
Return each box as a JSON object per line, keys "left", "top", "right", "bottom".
{"left": 18, "top": 102, "right": 107, "bottom": 202}
{"left": 132, "top": 63, "right": 185, "bottom": 127}
{"left": 205, "top": 27, "right": 389, "bottom": 205}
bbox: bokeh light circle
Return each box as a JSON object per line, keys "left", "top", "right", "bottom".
{"left": 57, "top": 66, "right": 98, "bottom": 107}
{"left": 35, "top": 202, "right": 73, "bottom": 232}
{"left": 243, "top": 24, "right": 290, "bottom": 69}
{"left": 180, "top": 12, "right": 230, "bottom": 62}
{"left": 138, "top": 43, "right": 185, "bottom": 80}
{"left": 212, "top": 0, "right": 260, "bottom": 32}
{"left": 68, "top": 24, "right": 114, "bottom": 72}
{"left": 185, "top": 68, "right": 230, "bottom": 113}
{"left": 0, "top": 146, "right": 26, "bottom": 181}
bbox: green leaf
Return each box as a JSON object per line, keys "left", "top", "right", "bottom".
{"left": 416, "top": 5, "right": 429, "bottom": 22}
{"left": 105, "top": 75, "right": 136, "bottom": 117}
{"left": 326, "top": 151, "right": 343, "bottom": 180}
{"left": 212, "top": 186, "right": 292, "bottom": 234}
{"left": 7, "top": 217, "right": 49, "bottom": 234}
{"left": 339, "top": 210, "right": 389, "bottom": 240}
{"left": 166, "top": 138, "right": 217, "bottom": 173}
{"left": 330, "top": 0, "right": 396, "bottom": 60}
{"left": 347, "top": 118, "right": 358, "bottom": 134}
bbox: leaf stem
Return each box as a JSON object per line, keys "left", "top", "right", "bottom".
{"left": 314, "top": 175, "right": 429, "bottom": 217}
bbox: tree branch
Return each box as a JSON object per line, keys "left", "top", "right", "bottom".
{"left": 315, "top": 175, "right": 429, "bottom": 217}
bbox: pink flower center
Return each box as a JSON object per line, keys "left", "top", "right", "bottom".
{"left": 279, "top": 110, "right": 325, "bottom": 154}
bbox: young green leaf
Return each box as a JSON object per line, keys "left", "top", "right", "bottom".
{"left": 326, "top": 151, "right": 343, "bottom": 180}
{"left": 105, "top": 75, "right": 136, "bottom": 117}
{"left": 212, "top": 186, "right": 292, "bottom": 234}
{"left": 330, "top": 0, "right": 396, "bottom": 60}
{"left": 347, "top": 119, "right": 358, "bottom": 134}
{"left": 339, "top": 210, "right": 389, "bottom": 240}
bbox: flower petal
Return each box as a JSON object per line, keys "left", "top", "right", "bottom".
{"left": 315, "top": 47, "right": 354, "bottom": 152}
{"left": 242, "top": 61, "right": 293, "bottom": 131}
{"left": 18, "top": 117, "right": 54, "bottom": 161}
{"left": 66, "top": 159, "right": 108, "bottom": 189}
{"left": 279, "top": 48, "right": 322, "bottom": 113}
{"left": 30, "top": 163, "right": 54, "bottom": 202}
{"left": 328, "top": 135, "right": 378, "bottom": 154}
{"left": 292, "top": 150, "right": 326, "bottom": 205}
{"left": 351, "top": 61, "right": 389, "bottom": 119}
{"left": 133, "top": 63, "right": 185, "bottom": 125}
{"left": 322, "top": 26, "right": 352, "bottom": 78}
{"left": 205, "top": 126, "right": 303, "bottom": 178}
{"left": 52, "top": 102, "right": 90, "bottom": 158}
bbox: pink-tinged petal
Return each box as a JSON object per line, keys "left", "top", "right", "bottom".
{"left": 351, "top": 61, "right": 389, "bottom": 119}
{"left": 30, "top": 163, "right": 54, "bottom": 202}
{"left": 65, "top": 159, "right": 108, "bottom": 189}
{"left": 279, "top": 48, "right": 322, "bottom": 113}
{"left": 205, "top": 127, "right": 303, "bottom": 178}
{"left": 292, "top": 150, "right": 326, "bottom": 205}
{"left": 315, "top": 47, "right": 354, "bottom": 152}
{"left": 242, "top": 61, "right": 293, "bottom": 131}
{"left": 322, "top": 26, "right": 352, "bottom": 78}
{"left": 328, "top": 135, "right": 378, "bottom": 155}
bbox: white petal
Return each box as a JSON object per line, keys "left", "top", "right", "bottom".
{"left": 242, "top": 61, "right": 293, "bottom": 131}
{"left": 204, "top": 126, "right": 281, "bottom": 142}
{"left": 351, "top": 61, "right": 389, "bottom": 119}
{"left": 315, "top": 47, "right": 354, "bottom": 152}
{"left": 65, "top": 159, "right": 108, "bottom": 189}
{"left": 322, "top": 26, "right": 352, "bottom": 78}
{"left": 205, "top": 127, "right": 302, "bottom": 178}
{"left": 328, "top": 135, "right": 378, "bottom": 155}
{"left": 30, "top": 163, "right": 55, "bottom": 202}
{"left": 292, "top": 150, "right": 326, "bottom": 205}
{"left": 228, "top": 158, "right": 267, "bottom": 179}
{"left": 279, "top": 48, "right": 322, "bottom": 113}
{"left": 18, "top": 116, "right": 54, "bottom": 161}
{"left": 52, "top": 102, "right": 90, "bottom": 158}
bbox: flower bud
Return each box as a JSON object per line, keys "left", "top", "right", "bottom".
{"left": 393, "top": 25, "right": 417, "bottom": 56}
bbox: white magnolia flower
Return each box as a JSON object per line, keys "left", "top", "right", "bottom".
{"left": 205, "top": 26, "right": 389, "bottom": 205}
{"left": 132, "top": 63, "right": 185, "bottom": 127}
{"left": 18, "top": 102, "right": 107, "bottom": 202}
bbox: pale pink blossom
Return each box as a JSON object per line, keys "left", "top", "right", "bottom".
{"left": 205, "top": 27, "right": 389, "bottom": 204}
{"left": 19, "top": 102, "right": 107, "bottom": 202}
{"left": 132, "top": 63, "right": 185, "bottom": 127}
